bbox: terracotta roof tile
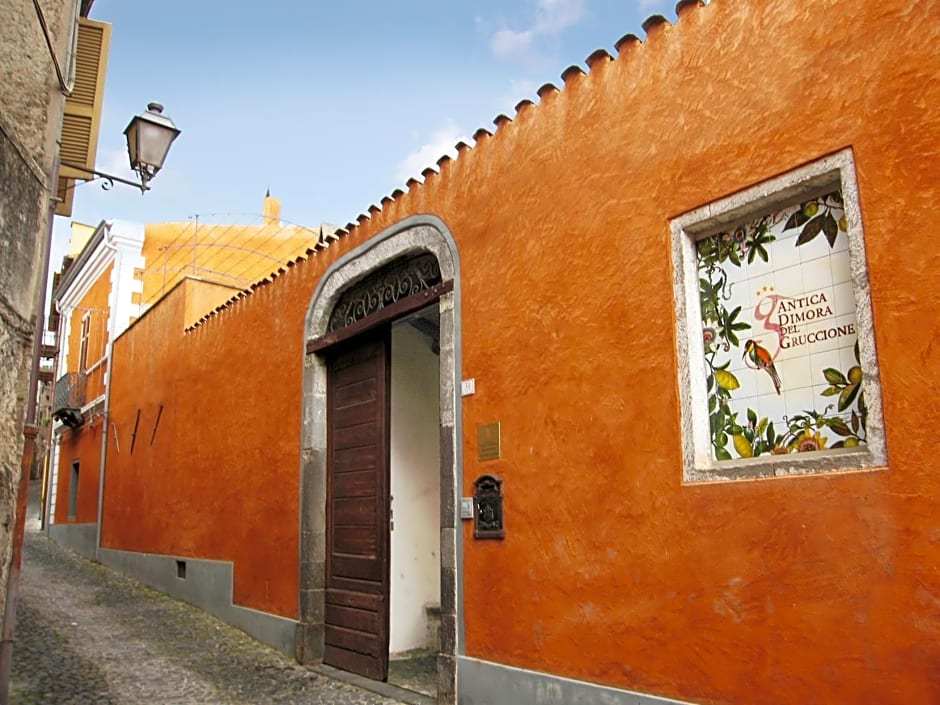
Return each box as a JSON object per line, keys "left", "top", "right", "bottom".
{"left": 493, "top": 114, "right": 512, "bottom": 129}
{"left": 614, "top": 33, "right": 641, "bottom": 56}
{"left": 675, "top": 0, "right": 704, "bottom": 18}
{"left": 641, "top": 14, "right": 670, "bottom": 35}
{"left": 585, "top": 49, "right": 613, "bottom": 69}
{"left": 561, "top": 65, "right": 585, "bottom": 84}
{"left": 537, "top": 82, "right": 558, "bottom": 100}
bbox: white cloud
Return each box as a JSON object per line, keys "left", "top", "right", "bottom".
{"left": 491, "top": 28, "right": 535, "bottom": 58}
{"left": 533, "top": 0, "right": 587, "bottom": 32}
{"left": 395, "top": 120, "right": 465, "bottom": 184}
{"left": 490, "top": 0, "right": 586, "bottom": 61}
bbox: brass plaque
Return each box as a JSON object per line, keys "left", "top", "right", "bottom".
{"left": 477, "top": 422, "right": 501, "bottom": 461}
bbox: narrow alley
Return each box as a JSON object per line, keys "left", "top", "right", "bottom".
{"left": 10, "top": 496, "right": 423, "bottom": 705}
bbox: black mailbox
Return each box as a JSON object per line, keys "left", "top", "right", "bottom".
{"left": 473, "top": 474, "right": 504, "bottom": 539}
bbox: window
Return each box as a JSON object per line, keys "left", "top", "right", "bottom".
{"left": 68, "top": 460, "right": 80, "bottom": 519}
{"left": 78, "top": 311, "right": 91, "bottom": 372}
{"left": 671, "top": 149, "right": 887, "bottom": 482}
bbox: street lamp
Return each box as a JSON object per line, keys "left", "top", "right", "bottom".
{"left": 61, "top": 102, "right": 182, "bottom": 193}
{"left": 123, "top": 102, "right": 181, "bottom": 192}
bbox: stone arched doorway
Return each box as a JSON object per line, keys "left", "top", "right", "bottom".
{"left": 297, "top": 216, "right": 460, "bottom": 704}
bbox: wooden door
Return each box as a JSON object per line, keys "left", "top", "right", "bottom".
{"left": 324, "top": 331, "right": 390, "bottom": 680}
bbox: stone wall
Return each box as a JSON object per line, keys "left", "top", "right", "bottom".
{"left": 0, "top": 0, "right": 74, "bottom": 627}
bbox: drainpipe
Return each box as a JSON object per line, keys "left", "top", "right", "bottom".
{"left": 95, "top": 229, "right": 121, "bottom": 563}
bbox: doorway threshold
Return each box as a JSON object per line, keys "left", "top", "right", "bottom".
{"left": 309, "top": 663, "right": 436, "bottom": 705}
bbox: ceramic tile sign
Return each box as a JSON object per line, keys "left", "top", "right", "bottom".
{"left": 697, "top": 189, "right": 868, "bottom": 462}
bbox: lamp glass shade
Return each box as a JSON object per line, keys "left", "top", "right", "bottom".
{"left": 124, "top": 103, "right": 181, "bottom": 175}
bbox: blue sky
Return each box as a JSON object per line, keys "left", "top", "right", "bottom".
{"left": 55, "top": 0, "right": 675, "bottom": 259}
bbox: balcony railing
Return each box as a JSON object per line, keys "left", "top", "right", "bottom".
{"left": 52, "top": 372, "right": 86, "bottom": 428}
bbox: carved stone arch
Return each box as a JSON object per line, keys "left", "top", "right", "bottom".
{"left": 298, "top": 216, "right": 460, "bottom": 704}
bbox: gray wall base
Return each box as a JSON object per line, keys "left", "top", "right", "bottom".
{"left": 48, "top": 523, "right": 97, "bottom": 560}
{"left": 99, "top": 547, "right": 296, "bottom": 655}
{"left": 457, "top": 657, "right": 701, "bottom": 705}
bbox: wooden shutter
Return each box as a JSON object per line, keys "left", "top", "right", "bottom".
{"left": 54, "top": 175, "right": 75, "bottom": 217}
{"left": 59, "top": 18, "right": 111, "bottom": 181}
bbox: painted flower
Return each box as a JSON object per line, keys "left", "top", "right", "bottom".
{"left": 703, "top": 327, "right": 717, "bottom": 347}
{"left": 791, "top": 429, "right": 828, "bottom": 453}
{"left": 771, "top": 445, "right": 791, "bottom": 455}
{"left": 733, "top": 227, "right": 747, "bottom": 243}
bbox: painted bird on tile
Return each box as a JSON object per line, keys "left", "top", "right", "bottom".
{"left": 743, "top": 339, "right": 782, "bottom": 395}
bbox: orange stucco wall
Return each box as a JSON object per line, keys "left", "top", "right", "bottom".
{"left": 101, "top": 1, "right": 939, "bottom": 704}
{"left": 55, "top": 260, "right": 112, "bottom": 523}
{"left": 54, "top": 418, "right": 102, "bottom": 524}
{"left": 64, "top": 261, "right": 112, "bottom": 399}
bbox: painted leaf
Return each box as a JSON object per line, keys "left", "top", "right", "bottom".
{"left": 766, "top": 420, "right": 776, "bottom": 445}
{"left": 747, "top": 408, "right": 758, "bottom": 426}
{"left": 823, "top": 368, "right": 847, "bottom": 385}
{"left": 715, "top": 447, "right": 732, "bottom": 461}
{"left": 756, "top": 417, "right": 768, "bottom": 436}
{"left": 830, "top": 441, "right": 845, "bottom": 449}
{"left": 838, "top": 382, "right": 860, "bottom": 412}
{"left": 733, "top": 434, "right": 754, "bottom": 458}
{"left": 851, "top": 411, "right": 859, "bottom": 433}
{"left": 821, "top": 386, "right": 840, "bottom": 397}
{"left": 784, "top": 209, "right": 809, "bottom": 230}
{"left": 829, "top": 419, "right": 853, "bottom": 436}
{"left": 795, "top": 216, "right": 824, "bottom": 246}
{"left": 714, "top": 369, "right": 740, "bottom": 391}
{"left": 822, "top": 212, "right": 838, "bottom": 247}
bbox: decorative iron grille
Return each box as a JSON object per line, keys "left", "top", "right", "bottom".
{"left": 328, "top": 253, "right": 441, "bottom": 332}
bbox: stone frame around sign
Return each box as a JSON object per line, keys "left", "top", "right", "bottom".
{"left": 670, "top": 149, "right": 888, "bottom": 483}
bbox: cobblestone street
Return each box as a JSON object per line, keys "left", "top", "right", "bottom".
{"left": 11, "top": 504, "right": 417, "bottom": 705}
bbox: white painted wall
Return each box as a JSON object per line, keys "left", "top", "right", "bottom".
{"left": 389, "top": 321, "right": 440, "bottom": 654}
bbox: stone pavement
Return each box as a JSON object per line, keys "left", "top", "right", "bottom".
{"left": 10, "top": 514, "right": 418, "bottom": 705}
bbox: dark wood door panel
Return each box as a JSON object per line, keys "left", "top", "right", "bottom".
{"left": 326, "top": 604, "right": 380, "bottom": 634}
{"left": 324, "top": 645, "right": 385, "bottom": 681}
{"left": 326, "top": 588, "right": 382, "bottom": 610}
{"left": 333, "top": 399, "right": 377, "bottom": 428}
{"left": 333, "top": 447, "right": 378, "bottom": 473}
{"left": 333, "top": 526, "right": 378, "bottom": 556}
{"left": 332, "top": 469, "right": 377, "bottom": 498}
{"left": 334, "top": 423, "right": 377, "bottom": 449}
{"left": 325, "top": 330, "right": 390, "bottom": 681}
{"left": 332, "top": 555, "right": 383, "bottom": 582}
{"left": 334, "top": 378, "right": 377, "bottom": 408}
{"left": 333, "top": 497, "right": 378, "bottom": 526}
